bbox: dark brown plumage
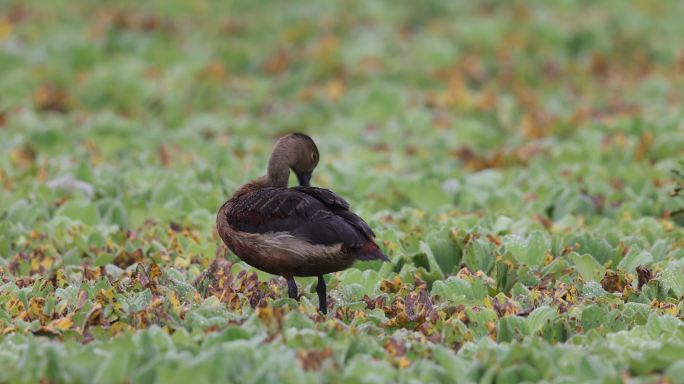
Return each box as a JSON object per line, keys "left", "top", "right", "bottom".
{"left": 216, "top": 133, "right": 387, "bottom": 314}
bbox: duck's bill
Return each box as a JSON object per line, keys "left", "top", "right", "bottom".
{"left": 296, "top": 171, "right": 312, "bottom": 186}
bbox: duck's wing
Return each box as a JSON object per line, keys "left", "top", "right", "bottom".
{"left": 225, "top": 187, "right": 387, "bottom": 261}
{"left": 291, "top": 186, "right": 376, "bottom": 238}
{"left": 290, "top": 186, "right": 350, "bottom": 209}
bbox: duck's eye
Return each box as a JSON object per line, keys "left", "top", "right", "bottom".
{"left": 311, "top": 152, "right": 318, "bottom": 161}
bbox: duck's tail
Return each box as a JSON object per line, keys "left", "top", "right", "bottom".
{"left": 354, "top": 241, "right": 390, "bottom": 262}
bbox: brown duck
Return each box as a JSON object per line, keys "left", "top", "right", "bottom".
{"left": 216, "top": 133, "right": 388, "bottom": 314}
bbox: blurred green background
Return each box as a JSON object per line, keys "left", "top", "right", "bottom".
{"left": 2, "top": 1, "right": 684, "bottom": 383}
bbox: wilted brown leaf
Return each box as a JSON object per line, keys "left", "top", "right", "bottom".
{"left": 158, "top": 144, "right": 171, "bottom": 167}
{"left": 379, "top": 275, "right": 403, "bottom": 293}
{"left": 636, "top": 266, "right": 653, "bottom": 290}
{"left": 601, "top": 270, "right": 631, "bottom": 293}
{"left": 383, "top": 338, "right": 407, "bottom": 357}
{"left": 193, "top": 257, "right": 233, "bottom": 298}
{"left": 33, "top": 83, "right": 70, "bottom": 113}
{"left": 263, "top": 49, "right": 290, "bottom": 75}
{"left": 114, "top": 249, "right": 144, "bottom": 268}
{"left": 297, "top": 348, "right": 335, "bottom": 371}
{"left": 492, "top": 296, "right": 522, "bottom": 318}
{"left": 405, "top": 289, "right": 432, "bottom": 322}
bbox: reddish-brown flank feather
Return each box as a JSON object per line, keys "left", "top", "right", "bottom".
{"left": 343, "top": 241, "right": 387, "bottom": 261}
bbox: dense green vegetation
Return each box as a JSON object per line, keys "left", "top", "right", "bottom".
{"left": 2, "top": 0, "right": 684, "bottom": 382}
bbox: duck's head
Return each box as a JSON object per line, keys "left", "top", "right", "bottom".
{"left": 268, "top": 133, "right": 319, "bottom": 187}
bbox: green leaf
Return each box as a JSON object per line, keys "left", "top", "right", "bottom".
{"left": 504, "top": 231, "right": 549, "bottom": 267}
{"left": 92, "top": 348, "right": 130, "bottom": 384}
{"left": 426, "top": 227, "right": 462, "bottom": 275}
{"left": 55, "top": 199, "right": 99, "bottom": 226}
{"left": 127, "top": 289, "right": 152, "bottom": 312}
{"left": 617, "top": 249, "right": 653, "bottom": 274}
{"left": 526, "top": 231, "right": 549, "bottom": 267}
{"left": 418, "top": 241, "right": 445, "bottom": 277}
{"left": 572, "top": 234, "right": 616, "bottom": 264}
{"left": 570, "top": 252, "right": 606, "bottom": 282}
{"left": 497, "top": 316, "right": 529, "bottom": 342}
{"left": 527, "top": 306, "right": 557, "bottom": 333}
{"left": 646, "top": 313, "right": 683, "bottom": 338}
{"left": 665, "top": 359, "right": 684, "bottom": 382}
{"left": 393, "top": 179, "right": 451, "bottom": 212}
{"left": 581, "top": 305, "right": 609, "bottom": 331}
{"left": 463, "top": 239, "right": 495, "bottom": 273}
{"left": 658, "top": 268, "right": 684, "bottom": 297}
{"left": 431, "top": 277, "right": 474, "bottom": 303}
{"left": 337, "top": 269, "right": 381, "bottom": 296}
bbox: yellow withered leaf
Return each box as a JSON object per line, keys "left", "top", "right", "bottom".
{"left": 148, "top": 263, "right": 162, "bottom": 282}
{"left": 50, "top": 316, "right": 74, "bottom": 331}
{"left": 0, "top": 17, "right": 11, "bottom": 42}
{"left": 55, "top": 269, "right": 68, "bottom": 288}
{"left": 168, "top": 291, "right": 181, "bottom": 313}
{"left": 397, "top": 357, "right": 411, "bottom": 369}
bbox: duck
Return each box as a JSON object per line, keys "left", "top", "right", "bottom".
{"left": 216, "top": 133, "right": 388, "bottom": 314}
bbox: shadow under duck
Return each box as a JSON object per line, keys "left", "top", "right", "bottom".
{"left": 216, "top": 133, "right": 388, "bottom": 314}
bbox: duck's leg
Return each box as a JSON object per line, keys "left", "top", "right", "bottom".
{"left": 316, "top": 275, "right": 327, "bottom": 314}
{"left": 286, "top": 277, "right": 298, "bottom": 300}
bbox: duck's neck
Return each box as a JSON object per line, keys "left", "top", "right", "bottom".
{"left": 231, "top": 148, "right": 290, "bottom": 198}
{"left": 266, "top": 149, "right": 291, "bottom": 187}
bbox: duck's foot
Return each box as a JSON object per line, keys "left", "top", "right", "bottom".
{"left": 316, "top": 275, "right": 327, "bottom": 314}
{"left": 286, "top": 277, "right": 298, "bottom": 300}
